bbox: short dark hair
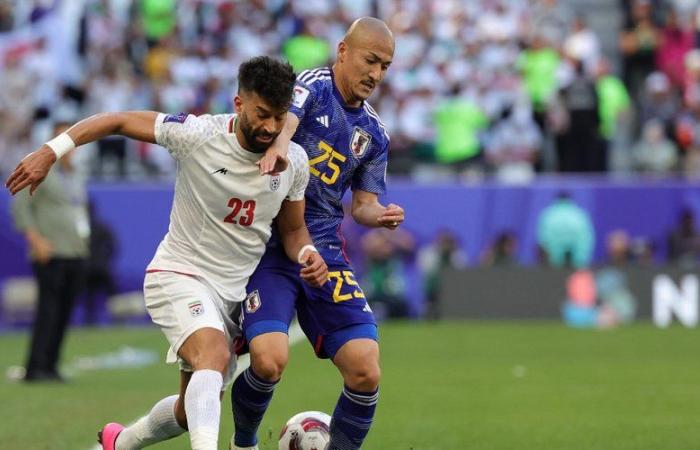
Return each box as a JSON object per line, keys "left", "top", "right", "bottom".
{"left": 238, "top": 56, "right": 296, "bottom": 110}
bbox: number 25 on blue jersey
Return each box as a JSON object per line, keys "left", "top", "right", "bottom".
{"left": 308, "top": 141, "right": 345, "bottom": 185}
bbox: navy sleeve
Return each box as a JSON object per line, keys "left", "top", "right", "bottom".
{"left": 352, "top": 140, "right": 388, "bottom": 194}
{"left": 289, "top": 79, "right": 318, "bottom": 122}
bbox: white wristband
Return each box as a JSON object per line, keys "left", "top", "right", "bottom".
{"left": 297, "top": 244, "right": 318, "bottom": 264}
{"left": 45, "top": 133, "right": 76, "bottom": 159}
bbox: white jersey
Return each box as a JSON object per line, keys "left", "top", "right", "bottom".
{"left": 146, "top": 112, "right": 309, "bottom": 302}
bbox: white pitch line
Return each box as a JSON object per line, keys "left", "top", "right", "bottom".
{"left": 87, "top": 323, "right": 305, "bottom": 450}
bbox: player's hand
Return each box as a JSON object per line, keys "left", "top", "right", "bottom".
{"left": 5, "top": 146, "right": 57, "bottom": 195}
{"left": 300, "top": 251, "right": 328, "bottom": 287}
{"left": 257, "top": 146, "right": 289, "bottom": 175}
{"left": 377, "top": 203, "right": 405, "bottom": 230}
{"left": 30, "top": 235, "right": 53, "bottom": 264}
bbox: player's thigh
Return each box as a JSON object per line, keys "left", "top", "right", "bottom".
{"left": 178, "top": 326, "right": 230, "bottom": 372}
{"left": 143, "top": 271, "right": 233, "bottom": 371}
{"left": 333, "top": 338, "right": 380, "bottom": 372}
{"left": 299, "top": 266, "right": 376, "bottom": 359}
{"left": 242, "top": 265, "right": 300, "bottom": 343}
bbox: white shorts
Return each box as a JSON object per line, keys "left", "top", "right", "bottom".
{"left": 143, "top": 270, "right": 241, "bottom": 384}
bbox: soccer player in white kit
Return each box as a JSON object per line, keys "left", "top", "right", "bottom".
{"left": 5, "top": 56, "right": 328, "bottom": 450}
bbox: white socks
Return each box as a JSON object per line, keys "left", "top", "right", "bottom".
{"left": 113, "top": 370, "right": 223, "bottom": 450}
{"left": 185, "top": 369, "right": 223, "bottom": 450}
{"left": 115, "top": 395, "right": 185, "bottom": 449}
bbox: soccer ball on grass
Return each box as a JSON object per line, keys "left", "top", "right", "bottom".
{"left": 278, "top": 411, "right": 331, "bottom": 450}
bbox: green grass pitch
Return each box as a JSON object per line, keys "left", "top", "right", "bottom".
{"left": 1, "top": 321, "right": 699, "bottom": 449}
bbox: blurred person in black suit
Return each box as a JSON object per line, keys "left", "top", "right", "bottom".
{"left": 10, "top": 121, "right": 89, "bottom": 382}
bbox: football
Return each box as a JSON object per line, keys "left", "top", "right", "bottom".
{"left": 278, "top": 411, "right": 331, "bottom": 450}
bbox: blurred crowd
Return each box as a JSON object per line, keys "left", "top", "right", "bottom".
{"left": 3, "top": 0, "right": 700, "bottom": 320}
{"left": 352, "top": 192, "right": 700, "bottom": 319}
{"left": 3, "top": 0, "right": 700, "bottom": 180}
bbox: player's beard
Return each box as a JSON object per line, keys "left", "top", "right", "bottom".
{"left": 239, "top": 114, "right": 278, "bottom": 153}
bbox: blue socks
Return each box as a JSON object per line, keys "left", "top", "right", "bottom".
{"left": 231, "top": 368, "right": 278, "bottom": 447}
{"left": 328, "top": 385, "right": 379, "bottom": 450}
{"left": 232, "top": 370, "right": 378, "bottom": 449}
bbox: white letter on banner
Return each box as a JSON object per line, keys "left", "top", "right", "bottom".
{"left": 653, "top": 274, "right": 698, "bottom": 328}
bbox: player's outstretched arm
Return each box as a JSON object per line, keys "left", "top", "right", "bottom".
{"left": 5, "top": 111, "right": 159, "bottom": 195}
{"left": 257, "top": 112, "right": 300, "bottom": 175}
{"left": 351, "top": 189, "right": 405, "bottom": 230}
{"left": 276, "top": 199, "right": 328, "bottom": 287}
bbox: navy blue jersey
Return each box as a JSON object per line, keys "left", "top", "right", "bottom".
{"left": 271, "top": 67, "right": 390, "bottom": 264}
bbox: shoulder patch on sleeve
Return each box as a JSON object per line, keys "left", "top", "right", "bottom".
{"left": 292, "top": 86, "right": 310, "bottom": 108}
{"left": 164, "top": 112, "right": 188, "bottom": 124}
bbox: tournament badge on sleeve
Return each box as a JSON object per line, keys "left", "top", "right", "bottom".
{"left": 292, "top": 85, "right": 310, "bottom": 108}
{"left": 350, "top": 127, "right": 371, "bottom": 157}
{"left": 245, "top": 290, "right": 261, "bottom": 313}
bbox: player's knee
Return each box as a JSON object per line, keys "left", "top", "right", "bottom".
{"left": 191, "top": 344, "right": 231, "bottom": 374}
{"left": 253, "top": 352, "right": 287, "bottom": 382}
{"left": 345, "top": 363, "right": 381, "bottom": 392}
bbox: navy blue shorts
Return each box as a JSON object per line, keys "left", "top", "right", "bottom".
{"left": 241, "top": 246, "right": 377, "bottom": 359}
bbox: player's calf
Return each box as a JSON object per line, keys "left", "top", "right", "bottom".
{"left": 104, "top": 395, "right": 186, "bottom": 450}
{"left": 328, "top": 337, "right": 381, "bottom": 450}
{"left": 178, "top": 328, "right": 231, "bottom": 450}
{"left": 230, "top": 332, "right": 288, "bottom": 448}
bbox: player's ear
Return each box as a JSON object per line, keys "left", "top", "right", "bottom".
{"left": 233, "top": 95, "right": 243, "bottom": 114}
{"left": 337, "top": 41, "right": 347, "bottom": 63}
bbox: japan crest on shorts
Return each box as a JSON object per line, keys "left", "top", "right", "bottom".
{"left": 350, "top": 127, "right": 371, "bottom": 157}
{"left": 270, "top": 174, "right": 280, "bottom": 191}
{"left": 245, "top": 290, "right": 261, "bottom": 313}
{"left": 188, "top": 300, "right": 204, "bottom": 317}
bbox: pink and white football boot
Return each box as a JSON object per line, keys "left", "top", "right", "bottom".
{"left": 98, "top": 422, "right": 125, "bottom": 450}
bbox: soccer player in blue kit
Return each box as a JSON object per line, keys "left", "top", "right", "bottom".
{"left": 230, "top": 18, "right": 404, "bottom": 450}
